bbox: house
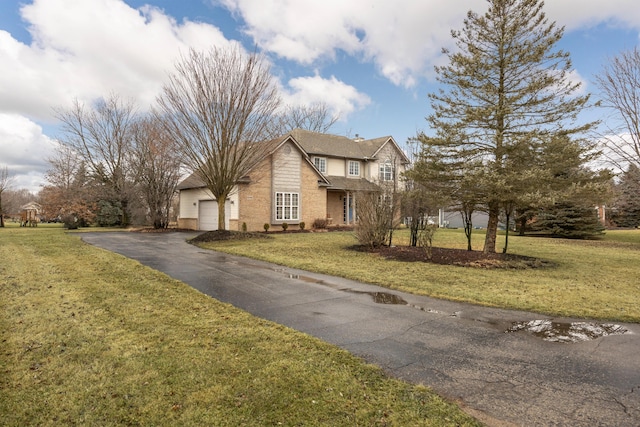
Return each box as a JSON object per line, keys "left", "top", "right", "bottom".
{"left": 177, "top": 129, "right": 410, "bottom": 231}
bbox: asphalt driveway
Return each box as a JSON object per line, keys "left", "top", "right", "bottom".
{"left": 81, "top": 231, "right": 640, "bottom": 427}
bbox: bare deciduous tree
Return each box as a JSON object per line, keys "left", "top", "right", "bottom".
{"left": 131, "top": 116, "right": 182, "bottom": 229}
{"left": 45, "top": 144, "right": 83, "bottom": 190}
{"left": 0, "top": 165, "right": 15, "bottom": 227}
{"left": 55, "top": 94, "right": 137, "bottom": 226}
{"left": 4, "top": 188, "right": 35, "bottom": 221}
{"left": 268, "top": 102, "right": 339, "bottom": 136}
{"left": 596, "top": 47, "right": 640, "bottom": 170}
{"left": 41, "top": 143, "right": 95, "bottom": 226}
{"left": 156, "top": 46, "right": 281, "bottom": 230}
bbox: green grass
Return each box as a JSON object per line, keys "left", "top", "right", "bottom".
{"left": 0, "top": 227, "right": 481, "bottom": 426}
{"left": 196, "top": 228, "right": 640, "bottom": 322}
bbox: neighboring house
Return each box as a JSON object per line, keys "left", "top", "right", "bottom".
{"left": 177, "top": 128, "right": 410, "bottom": 231}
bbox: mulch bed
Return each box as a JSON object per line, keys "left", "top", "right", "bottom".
{"left": 190, "top": 230, "right": 273, "bottom": 243}
{"left": 373, "top": 245, "right": 553, "bottom": 269}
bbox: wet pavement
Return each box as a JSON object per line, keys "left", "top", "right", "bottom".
{"left": 81, "top": 231, "right": 640, "bottom": 427}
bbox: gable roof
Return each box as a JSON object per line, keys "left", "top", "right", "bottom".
{"left": 21, "top": 201, "right": 42, "bottom": 211}
{"left": 289, "top": 129, "right": 409, "bottom": 163}
{"left": 270, "top": 134, "right": 331, "bottom": 186}
{"left": 177, "top": 134, "right": 331, "bottom": 190}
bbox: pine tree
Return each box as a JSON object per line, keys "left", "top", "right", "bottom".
{"left": 535, "top": 201, "right": 605, "bottom": 239}
{"left": 422, "top": 0, "right": 597, "bottom": 253}
{"left": 611, "top": 164, "right": 640, "bottom": 227}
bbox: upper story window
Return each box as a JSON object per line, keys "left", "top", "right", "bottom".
{"left": 348, "top": 160, "right": 360, "bottom": 177}
{"left": 314, "top": 157, "right": 327, "bottom": 173}
{"left": 379, "top": 159, "right": 395, "bottom": 181}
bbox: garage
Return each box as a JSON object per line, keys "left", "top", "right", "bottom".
{"left": 198, "top": 200, "right": 230, "bottom": 231}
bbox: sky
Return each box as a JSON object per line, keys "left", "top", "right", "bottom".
{"left": 1, "top": 0, "right": 639, "bottom": 193}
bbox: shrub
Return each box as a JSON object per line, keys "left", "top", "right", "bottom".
{"left": 96, "top": 200, "right": 123, "bottom": 227}
{"left": 241, "top": 222, "right": 247, "bottom": 232}
{"left": 299, "top": 221, "right": 306, "bottom": 231}
{"left": 418, "top": 224, "right": 438, "bottom": 260}
{"left": 313, "top": 218, "right": 328, "bottom": 229}
{"left": 62, "top": 214, "right": 79, "bottom": 230}
{"left": 263, "top": 223, "right": 270, "bottom": 233}
{"left": 281, "top": 222, "right": 288, "bottom": 231}
{"left": 353, "top": 191, "right": 393, "bottom": 249}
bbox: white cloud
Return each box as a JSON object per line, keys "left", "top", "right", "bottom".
{"left": 282, "top": 74, "right": 371, "bottom": 119}
{"left": 0, "top": 0, "right": 231, "bottom": 121}
{"left": 0, "top": 113, "right": 57, "bottom": 191}
{"left": 543, "top": 1, "right": 640, "bottom": 31}
{"left": 219, "top": 0, "right": 640, "bottom": 88}
{"left": 218, "top": 0, "right": 475, "bottom": 87}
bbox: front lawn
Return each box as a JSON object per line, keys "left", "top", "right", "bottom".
{"left": 0, "top": 227, "right": 480, "bottom": 426}
{"left": 196, "top": 228, "right": 640, "bottom": 322}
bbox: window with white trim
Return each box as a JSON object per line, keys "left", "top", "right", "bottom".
{"left": 314, "top": 157, "right": 327, "bottom": 173}
{"left": 275, "top": 192, "right": 299, "bottom": 221}
{"left": 348, "top": 160, "right": 360, "bottom": 177}
{"left": 379, "top": 159, "right": 394, "bottom": 181}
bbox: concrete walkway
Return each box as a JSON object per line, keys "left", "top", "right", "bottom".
{"left": 81, "top": 231, "right": 640, "bottom": 427}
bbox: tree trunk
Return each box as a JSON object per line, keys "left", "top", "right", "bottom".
{"left": 464, "top": 220, "right": 472, "bottom": 251}
{"left": 410, "top": 220, "right": 418, "bottom": 246}
{"left": 461, "top": 208, "right": 473, "bottom": 251}
{"left": 217, "top": 196, "right": 227, "bottom": 231}
{"left": 518, "top": 216, "right": 527, "bottom": 236}
{"left": 483, "top": 202, "right": 500, "bottom": 253}
{"left": 502, "top": 211, "right": 511, "bottom": 254}
{"left": 120, "top": 199, "right": 129, "bottom": 227}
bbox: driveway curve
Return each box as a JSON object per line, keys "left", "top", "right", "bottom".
{"left": 81, "top": 231, "right": 640, "bottom": 427}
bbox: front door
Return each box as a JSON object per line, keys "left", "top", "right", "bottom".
{"left": 343, "top": 192, "right": 353, "bottom": 224}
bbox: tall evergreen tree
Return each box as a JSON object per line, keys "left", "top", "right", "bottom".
{"left": 422, "top": 0, "right": 596, "bottom": 253}
{"left": 611, "top": 164, "right": 640, "bottom": 227}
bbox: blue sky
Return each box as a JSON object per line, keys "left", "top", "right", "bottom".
{"left": 1, "top": 0, "right": 639, "bottom": 192}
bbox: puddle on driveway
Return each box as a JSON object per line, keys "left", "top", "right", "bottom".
{"left": 362, "top": 291, "right": 407, "bottom": 305}
{"left": 507, "top": 320, "right": 628, "bottom": 343}
{"left": 285, "top": 273, "right": 407, "bottom": 305}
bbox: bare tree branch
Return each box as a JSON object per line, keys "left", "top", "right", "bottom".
{"left": 131, "top": 115, "right": 182, "bottom": 229}
{"left": 55, "top": 93, "right": 137, "bottom": 225}
{"left": 268, "top": 102, "right": 339, "bottom": 136}
{"left": 596, "top": 47, "right": 640, "bottom": 170}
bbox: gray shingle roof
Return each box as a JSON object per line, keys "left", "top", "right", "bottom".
{"left": 290, "top": 129, "right": 389, "bottom": 160}
{"left": 177, "top": 173, "right": 205, "bottom": 190}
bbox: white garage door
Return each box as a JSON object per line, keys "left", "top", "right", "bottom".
{"left": 198, "top": 200, "right": 230, "bottom": 231}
